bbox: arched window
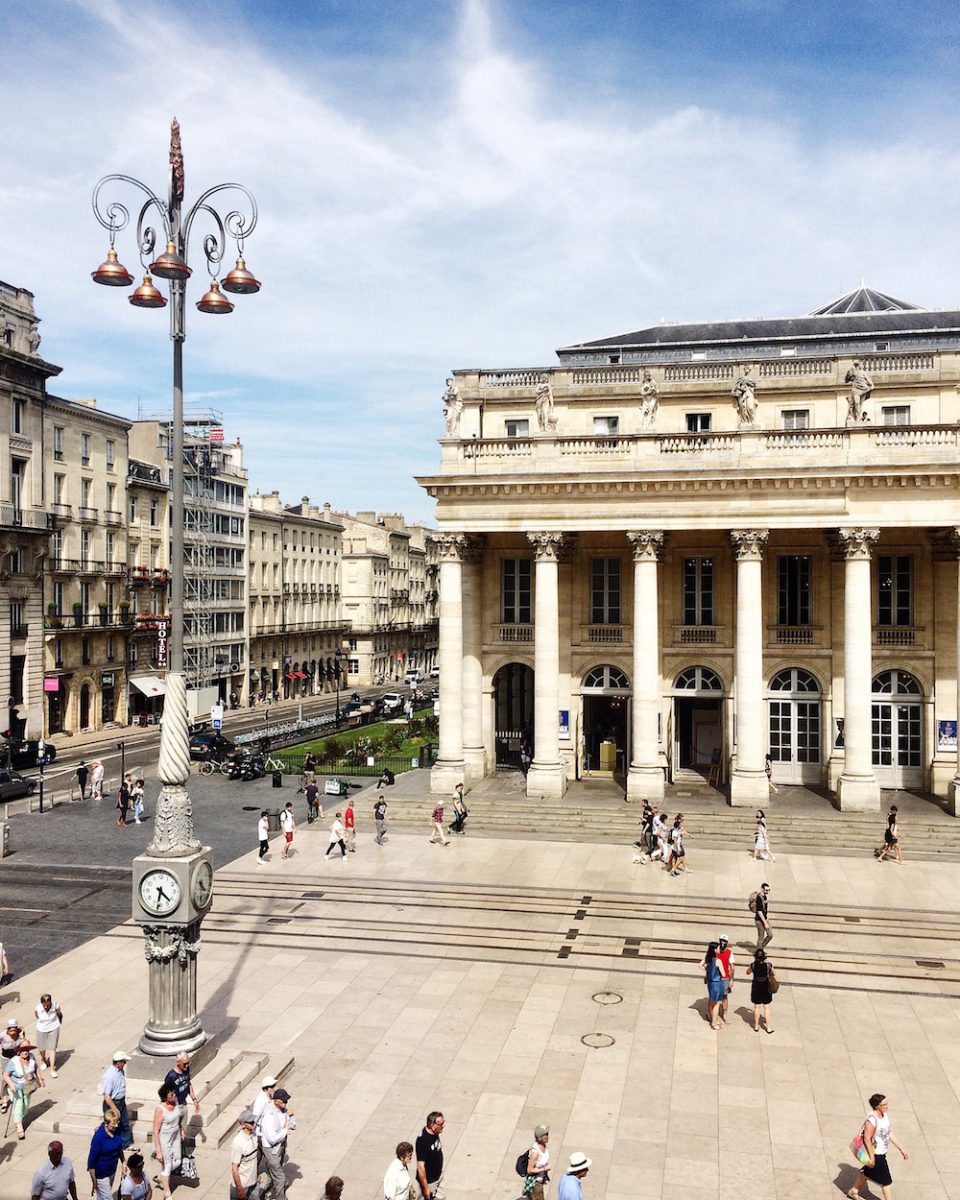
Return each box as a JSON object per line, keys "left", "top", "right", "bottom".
{"left": 582, "top": 665, "right": 631, "bottom": 692}
{"left": 769, "top": 668, "right": 821, "bottom": 695}
{"left": 872, "top": 670, "right": 922, "bottom": 697}
{"left": 674, "top": 666, "right": 723, "bottom": 692}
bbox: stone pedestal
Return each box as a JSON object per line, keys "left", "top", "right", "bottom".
{"left": 627, "top": 531, "right": 665, "bottom": 803}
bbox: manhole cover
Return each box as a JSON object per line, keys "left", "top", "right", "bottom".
{"left": 592, "top": 991, "right": 623, "bottom": 1005}
{"left": 581, "top": 1033, "right": 615, "bottom": 1049}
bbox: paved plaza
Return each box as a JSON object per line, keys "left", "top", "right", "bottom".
{"left": 3, "top": 819, "right": 960, "bottom": 1199}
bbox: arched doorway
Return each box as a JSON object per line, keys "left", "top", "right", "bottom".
{"left": 79, "top": 682, "right": 91, "bottom": 731}
{"left": 581, "top": 665, "right": 630, "bottom": 778}
{"left": 872, "top": 669, "right": 923, "bottom": 788}
{"left": 671, "top": 666, "right": 723, "bottom": 779}
{"left": 768, "top": 668, "right": 822, "bottom": 785}
{"left": 493, "top": 663, "right": 534, "bottom": 769}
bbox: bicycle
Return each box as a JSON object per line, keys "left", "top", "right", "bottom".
{"left": 263, "top": 753, "right": 286, "bottom": 774}
{"left": 198, "top": 758, "right": 231, "bottom": 777}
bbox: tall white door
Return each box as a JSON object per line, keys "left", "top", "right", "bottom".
{"left": 872, "top": 701, "right": 922, "bottom": 788}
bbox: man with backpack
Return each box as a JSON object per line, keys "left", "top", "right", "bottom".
{"left": 750, "top": 883, "right": 772, "bottom": 948}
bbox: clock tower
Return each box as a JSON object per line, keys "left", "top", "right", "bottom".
{"left": 132, "top": 673, "right": 213, "bottom": 1056}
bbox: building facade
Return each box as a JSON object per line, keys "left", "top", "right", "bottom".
{"left": 248, "top": 493, "right": 346, "bottom": 701}
{"left": 420, "top": 286, "right": 960, "bottom": 812}
{"left": 125, "top": 457, "right": 170, "bottom": 723}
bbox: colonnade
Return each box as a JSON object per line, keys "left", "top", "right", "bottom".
{"left": 430, "top": 526, "right": 960, "bottom": 812}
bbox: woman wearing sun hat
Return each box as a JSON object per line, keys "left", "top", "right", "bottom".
{"left": 4, "top": 1040, "right": 44, "bottom": 1138}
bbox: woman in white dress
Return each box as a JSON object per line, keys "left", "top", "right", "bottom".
{"left": 120, "top": 1152, "right": 153, "bottom": 1199}
{"left": 753, "top": 810, "right": 775, "bottom": 861}
{"left": 152, "top": 1083, "right": 183, "bottom": 1198}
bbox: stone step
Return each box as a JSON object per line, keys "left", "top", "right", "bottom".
{"left": 203, "top": 1052, "right": 295, "bottom": 1149}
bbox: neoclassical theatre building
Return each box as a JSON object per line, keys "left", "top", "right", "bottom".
{"left": 418, "top": 286, "right": 960, "bottom": 812}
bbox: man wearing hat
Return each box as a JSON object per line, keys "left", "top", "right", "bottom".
{"left": 251, "top": 1075, "right": 277, "bottom": 1135}
{"left": 557, "top": 1152, "right": 592, "bottom": 1199}
{"left": 259, "top": 1087, "right": 297, "bottom": 1200}
{"left": 99, "top": 1052, "right": 133, "bottom": 1149}
{"left": 230, "top": 1108, "right": 260, "bottom": 1200}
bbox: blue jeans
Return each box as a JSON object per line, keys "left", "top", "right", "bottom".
{"left": 103, "top": 1096, "right": 133, "bottom": 1148}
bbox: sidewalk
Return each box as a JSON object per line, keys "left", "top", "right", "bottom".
{"left": 2, "top": 826, "right": 958, "bottom": 1198}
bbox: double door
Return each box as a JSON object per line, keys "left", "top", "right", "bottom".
{"left": 872, "top": 702, "right": 922, "bottom": 788}
{"left": 768, "top": 699, "right": 821, "bottom": 784}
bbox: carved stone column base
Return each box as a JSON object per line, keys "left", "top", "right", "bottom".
{"left": 626, "top": 765, "right": 665, "bottom": 803}
{"left": 430, "top": 760, "right": 466, "bottom": 795}
{"left": 526, "top": 762, "right": 567, "bottom": 800}
{"left": 947, "top": 777, "right": 960, "bottom": 817}
{"left": 836, "top": 774, "right": 881, "bottom": 812}
{"left": 729, "top": 769, "right": 770, "bottom": 807}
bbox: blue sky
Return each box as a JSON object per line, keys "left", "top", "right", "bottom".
{"left": 5, "top": 0, "right": 960, "bottom": 520}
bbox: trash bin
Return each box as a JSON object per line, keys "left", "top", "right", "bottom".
{"left": 272, "top": 770, "right": 283, "bottom": 788}
{"left": 0, "top": 822, "right": 8, "bottom": 857}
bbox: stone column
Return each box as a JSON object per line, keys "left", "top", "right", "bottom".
{"left": 729, "top": 529, "right": 769, "bottom": 807}
{"left": 947, "top": 531, "right": 960, "bottom": 816}
{"left": 526, "top": 532, "right": 567, "bottom": 799}
{"left": 626, "top": 530, "right": 665, "bottom": 802}
{"left": 461, "top": 536, "right": 486, "bottom": 779}
{"left": 430, "top": 534, "right": 467, "bottom": 795}
{"left": 837, "top": 528, "right": 881, "bottom": 811}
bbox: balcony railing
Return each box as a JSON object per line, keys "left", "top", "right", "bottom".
{"left": 52, "top": 503, "right": 72, "bottom": 518}
{"left": 874, "top": 626, "right": 921, "bottom": 646}
{"left": 582, "top": 623, "right": 625, "bottom": 643}
{"left": 250, "top": 619, "right": 351, "bottom": 636}
{"left": 50, "top": 558, "right": 125, "bottom": 575}
{"left": 78, "top": 506, "right": 98, "bottom": 522}
{"left": 45, "top": 611, "right": 134, "bottom": 630}
{"left": 772, "top": 625, "right": 817, "bottom": 645}
{"left": 674, "top": 624, "right": 721, "bottom": 644}
{"left": 9, "top": 624, "right": 28, "bottom": 639}
{"left": 0, "top": 506, "right": 55, "bottom": 532}
{"left": 104, "top": 509, "right": 123, "bottom": 526}
{"left": 497, "top": 623, "right": 533, "bottom": 642}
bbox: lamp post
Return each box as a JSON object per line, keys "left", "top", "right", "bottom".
{"left": 335, "top": 649, "right": 347, "bottom": 727}
{"left": 91, "top": 120, "right": 259, "bottom": 1057}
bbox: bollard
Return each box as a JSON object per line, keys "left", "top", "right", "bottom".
{"left": 0, "top": 822, "right": 9, "bottom": 857}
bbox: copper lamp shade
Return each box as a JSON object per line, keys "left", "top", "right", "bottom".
{"left": 221, "top": 256, "right": 261, "bottom": 295}
{"left": 129, "top": 274, "right": 167, "bottom": 309}
{"left": 150, "top": 241, "right": 192, "bottom": 281}
{"left": 195, "top": 280, "right": 234, "bottom": 315}
{"left": 92, "top": 248, "right": 134, "bottom": 288}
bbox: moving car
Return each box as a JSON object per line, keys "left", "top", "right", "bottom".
{"left": 380, "top": 692, "right": 405, "bottom": 714}
{"left": 0, "top": 769, "right": 36, "bottom": 800}
{"left": 7, "top": 740, "right": 58, "bottom": 770}
{"left": 189, "top": 732, "right": 237, "bottom": 761}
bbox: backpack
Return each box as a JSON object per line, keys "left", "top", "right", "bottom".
{"left": 515, "top": 1150, "right": 530, "bottom": 1177}
{"left": 748, "top": 891, "right": 758, "bottom": 913}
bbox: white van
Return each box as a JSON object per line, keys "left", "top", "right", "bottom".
{"left": 404, "top": 669, "right": 424, "bottom": 686}
{"left": 429, "top": 665, "right": 440, "bottom": 680}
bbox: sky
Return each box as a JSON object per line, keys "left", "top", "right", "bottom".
{"left": 5, "top": 0, "right": 960, "bottom": 522}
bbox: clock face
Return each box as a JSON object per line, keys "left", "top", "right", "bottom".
{"left": 139, "top": 869, "right": 181, "bottom": 916}
{"left": 192, "top": 861, "right": 213, "bottom": 909}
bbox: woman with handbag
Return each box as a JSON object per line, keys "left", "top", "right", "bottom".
{"left": 746, "top": 948, "right": 775, "bottom": 1034}
{"left": 848, "top": 1093, "right": 909, "bottom": 1198}
{"left": 3, "top": 1041, "right": 43, "bottom": 1138}
{"left": 152, "top": 1083, "right": 184, "bottom": 1198}
{"left": 701, "top": 942, "right": 729, "bottom": 1031}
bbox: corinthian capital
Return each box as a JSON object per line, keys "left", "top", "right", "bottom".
{"left": 836, "top": 527, "right": 880, "bottom": 560}
{"left": 729, "top": 529, "right": 769, "bottom": 561}
{"left": 435, "top": 533, "right": 468, "bottom": 562}
{"left": 461, "top": 534, "right": 485, "bottom": 564}
{"left": 527, "top": 531, "right": 572, "bottom": 562}
{"left": 626, "top": 530, "right": 666, "bottom": 562}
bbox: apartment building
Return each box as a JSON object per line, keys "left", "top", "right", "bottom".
{"left": 125, "top": 458, "right": 170, "bottom": 723}
{"left": 248, "top": 493, "right": 346, "bottom": 701}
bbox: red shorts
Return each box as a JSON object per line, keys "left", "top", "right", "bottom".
{"left": 284, "top": 832, "right": 293, "bottom": 843}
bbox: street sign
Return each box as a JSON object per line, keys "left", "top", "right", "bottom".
{"left": 213, "top": 719, "right": 222, "bottom": 730}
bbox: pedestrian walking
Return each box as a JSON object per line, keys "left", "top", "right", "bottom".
{"left": 323, "top": 1178, "right": 344, "bottom": 1200}
{"left": 0, "top": 938, "right": 9, "bottom": 981}
{"left": 746, "top": 947, "right": 775, "bottom": 1034}
{"left": 230, "top": 1108, "right": 260, "bottom": 1200}
{"left": 163, "top": 1047, "right": 200, "bottom": 1128}
{"left": 848, "top": 1092, "right": 909, "bottom": 1199}
{"left": 429, "top": 802, "right": 450, "bottom": 846}
{"left": 557, "top": 1152, "right": 591, "bottom": 1200}
{"left": 34, "top": 994, "right": 63, "bottom": 1076}
{"left": 764, "top": 752, "right": 779, "bottom": 794}
{"left": 383, "top": 1141, "right": 414, "bottom": 1199}
{"left": 257, "top": 810, "right": 270, "bottom": 865}
{"left": 750, "top": 882, "right": 772, "bottom": 949}
{"left": 521, "top": 1123, "right": 551, "bottom": 1200}
{"left": 116, "top": 775, "right": 131, "bottom": 828}
{"left": 449, "top": 791, "right": 467, "bottom": 835}
{"left": 75, "top": 761, "right": 89, "bottom": 801}
{"left": 716, "top": 934, "right": 734, "bottom": 1025}
{"left": 3, "top": 1041, "right": 43, "bottom": 1138}
{"left": 650, "top": 811, "right": 669, "bottom": 863}
{"left": 876, "top": 805, "right": 903, "bottom": 864}
{"left": 1, "top": 1017, "right": 23, "bottom": 1109}
{"left": 666, "top": 814, "right": 689, "bottom": 875}
{"left": 374, "top": 795, "right": 388, "bottom": 844}
{"left": 519, "top": 742, "right": 532, "bottom": 776}
{"left": 305, "top": 779, "right": 320, "bottom": 824}
{"left": 99, "top": 1050, "right": 133, "bottom": 1148}
{"left": 131, "top": 778, "right": 145, "bottom": 824}
{"left": 753, "top": 810, "right": 774, "bottom": 860}
{"left": 700, "top": 941, "right": 728, "bottom": 1031}
{"left": 118, "top": 1151, "right": 151, "bottom": 1199}
{"left": 91, "top": 760, "right": 104, "bottom": 801}
{"left": 30, "top": 1139, "right": 79, "bottom": 1200}
{"left": 151, "top": 1083, "right": 183, "bottom": 1199}
{"left": 86, "top": 1111, "right": 125, "bottom": 1200}
{"left": 325, "top": 812, "right": 347, "bottom": 858}
{"left": 415, "top": 1111, "right": 446, "bottom": 1200}
{"left": 344, "top": 798, "right": 357, "bottom": 852}
{"left": 280, "top": 802, "right": 296, "bottom": 859}
{"left": 259, "top": 1087, "right": 297, "bottom": 1200}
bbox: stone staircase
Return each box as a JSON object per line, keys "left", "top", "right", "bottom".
{"left": 34, "top": 1049, "right": 294, "bottom": 1148}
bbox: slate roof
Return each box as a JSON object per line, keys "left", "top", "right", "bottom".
{"left": 809, "top": 285, "right": 923, "bottom": 315}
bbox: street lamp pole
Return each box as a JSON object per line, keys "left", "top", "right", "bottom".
{"left": 91, "top": 120, "right": 259, "bottom": 1057}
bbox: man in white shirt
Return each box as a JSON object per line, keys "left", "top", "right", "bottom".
{"left": 250, "top": 1075, "right": 276, "bottom": 1135}
{"left": 383, "top": 1141, "right": 414, "bottom": 1199}
{"left": 259, "top": 1087, "right": 297, "bottom": 1200}
{"left": 257, "top": 811, "right": 270, "bottom": 865}
{"left": 229, "top": 1109, "right": 260, "bottom": 1200}
{"left": 31, "top": 1140, "right": 78, "bottom": 1200}
{"left": 279, "top": 803, "right": 296, "bottom": 860}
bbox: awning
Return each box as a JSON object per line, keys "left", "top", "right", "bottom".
{"left": 129, "top": 674, "right": 167, "bottom": 697}
{"left": 285, "top": 671, "right": 307, "bottom": 680}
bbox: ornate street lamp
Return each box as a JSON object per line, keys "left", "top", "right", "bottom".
{"left": 91, "top": 119, "right": 259, "bottom": 1058}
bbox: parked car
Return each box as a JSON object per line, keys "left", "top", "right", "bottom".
{"left": 380, "top": 692, "right": 405, "bottom": 714}
{"left": 404, "top": 669, "right": 424, "bottom": 686}
{"left": 429, "top": 665, "right": 440, "bottom": 679}
{"left": 339, "top": 700, "right": 362, "bottom": 719}
{"left": 7, "top": 740, "right": 58, "bottom": 770}
{"left": 0, "top": 769, "right": 36, "bottom": 800}
{"left": 189, "top": 732, "right": 237, "bottom": 761}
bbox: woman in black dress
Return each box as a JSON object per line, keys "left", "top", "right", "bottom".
{"left": 746, "top": 947, "right": 774, "bottom": 1033}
